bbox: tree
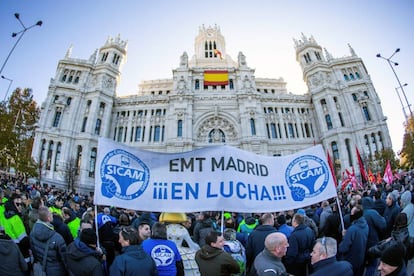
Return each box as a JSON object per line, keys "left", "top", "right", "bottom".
{"left": 400, "top": 116, "right": 414, "bottom": 170}
{"left": 0, "top": 88, "right": 40, "bottom": 176}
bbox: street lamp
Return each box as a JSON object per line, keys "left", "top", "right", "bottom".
{"left": 395, "top": 83, "right": 410, "bottom": 124}
{"left": 1, "top": 75, "right": 13, "bottom": 102}
{"left": 376, "top": 48, "right": 412, "bottom": 119}
{"left": 0, "top": 13, "right": 42, "bottom": 76}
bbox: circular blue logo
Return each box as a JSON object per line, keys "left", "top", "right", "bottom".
{"left": 100, "top": 149, "right": 150, "bottom": 200}
{"left": 285, "top": 155, "right": 329, "bottom": 201}
{"left": 151, "top": 245, "right": 175, "bottom": 266}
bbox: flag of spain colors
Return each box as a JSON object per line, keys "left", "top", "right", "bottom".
{"left": 204, "top": 70, "right": 229, "bottom": 85}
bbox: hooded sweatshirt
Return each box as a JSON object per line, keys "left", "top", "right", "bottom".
{"left": 195, "top": 244, "right": 240, "bottom": 275}
{"left": 0, "top": 234, "right": 28, "bottom": 275}
{"left": 66, "top": 238, "right": 104, "bottom": 275}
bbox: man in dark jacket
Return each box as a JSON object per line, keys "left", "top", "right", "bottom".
{"left": 310, "top": 237, "right": 353, "bottom": 276}
{"left": 285, "top": 213, "right": 315, "bottom": 276}
{"left": 246, "top": 212, "right": 277, "bottom": 272}
{"left": 193, "top": 212, "right": 216, "bottom": 247}
{"left": 384, "top": 192, "right": 401, "bottom": 238}
{"left": 30, "top": 206, "right": 68, "bottom": 276}
{"left": 195, "top": 230, "right": 240, "bottom": 275}
{"left": 361, "top": 196, "right": 387, "bottom": 275}
{"left": 338, "top": 205, "right": 369, "bottom": 276}
{"left": 67, "top": 228, "right": 105, "bottom": 275}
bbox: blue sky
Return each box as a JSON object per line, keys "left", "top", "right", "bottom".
{"left": 1, "top": 0, "right": 413, "bottom": 154}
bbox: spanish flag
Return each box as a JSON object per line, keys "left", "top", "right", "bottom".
{"left": 204, "top": 70, "right": 229, "bottom": 85}
{"left": 214, "top": 49, "right": 223, "bottom": 60}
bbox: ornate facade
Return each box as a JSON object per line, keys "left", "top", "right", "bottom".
{"left": 32, "top": 25, "right": 392, "bottom": 192}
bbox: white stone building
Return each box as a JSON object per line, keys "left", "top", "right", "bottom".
{"left": 32, "top": 25, "right": 391, "bottom": 192}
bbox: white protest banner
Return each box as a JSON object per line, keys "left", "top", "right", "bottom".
{"left": 94, "top": 137, "right": 337, "bottom": 213}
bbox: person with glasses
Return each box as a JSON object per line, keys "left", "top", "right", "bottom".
{"left": 310, "top": 237, "right": 353, "bottom": 276}
{"left": 3, "top": 193, "right": 32, "bottom": 270}
{"left": 109, "top": 226, "right": 157, "bottom": 276}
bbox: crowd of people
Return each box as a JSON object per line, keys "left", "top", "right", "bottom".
{"left": 1, "top": 171, "right": 414, "bottom": 276}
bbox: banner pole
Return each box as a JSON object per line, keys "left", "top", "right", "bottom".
{"left": 335, "top": 196, "right": 345, "bottom": 231}
{"left": 221, "top": 210, "right": 224, "bottom": 233}
{"left": 94, "top": 204, "right": 101, "bottom": 248}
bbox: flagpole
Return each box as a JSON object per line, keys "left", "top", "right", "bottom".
{"left": 221, "top": 210, "right": 224, "bottom": 233}
{"left": 94, "top": 205, "right": 101, "bottom": 248}
{"left": 335, "top": 196, "right": 345, "bottom": 231}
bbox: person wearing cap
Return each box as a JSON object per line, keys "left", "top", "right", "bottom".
{"left": 378, "top": 242, "right": 407, "bottom": 276}
{"left": 246, "top": 213, "right": 277, "bottom": 273}
{"left": 66, "top": 228, "right": 105, "bottom": 275}
{"left": 296, "top": 208, "right": 318, "bottom": 238}
{"left": 310, "top": 237, "right": 353, "bottom": 276}
{"left": 109, "top": 226, "right": 157, "bottom": 276}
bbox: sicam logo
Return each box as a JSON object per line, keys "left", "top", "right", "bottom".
{"left": 285, "top": 155, "right": 329, "bottom": 201}
{"left": 100, "top": 149, "right": 150, "bottom": 200}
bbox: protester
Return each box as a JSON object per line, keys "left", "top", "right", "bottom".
{"left": 384, "top": 192, "right": 401, "bottom": 237}
{"left": 62, "top": 206, "right": 81, "bottom": 239}
{"left": 318, "top": 201, "right": 332, "bottom": 233}
{"left": 377, "top": 242, "right": 407, "bottom": 276}
{"left": 310, "top": 237, "right": 353, "bottom": 276}
{"left": 30, "top": 206, "right": 68, "bottom": 276}
{"left": 285, "top": 213, "right": 315, "bottom": 276}
{"left": 66, "top": 228, "right": 105, "bottom": 275}
{"left": 223, "top": 228, "right": 246, "bottom": 276}
{"left": 195, "top": 230, "right": 240, "bottom": 275}
{"left": 251, "top": 232, "right": 289, "bottom": 276}
{"left": 109, "top": 226, "right": 157, "bottom": 275}
{"left": 400, "top": 190, "right": 414, "bottom": 237}
{"left": 143, "top": 222, "right": 184, "bottom": 276}
{"left": 193, "top": 212, "right": 217, "bottom": 247}
{"left": 0, "top": 229, "right": 28, "bottom": 275}
{"left": 246, "top": 213, "right": 277, "bottom": 273}
{"left": 276, "top": 214, "right": 293, "bottom": 239}
{"left": 338, "top": 205, "right": 368, "bottom": 276}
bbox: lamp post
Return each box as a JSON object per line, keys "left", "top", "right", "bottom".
{"left": 376, "top": 49, "right": 412, "bottom": 119}
{"left": 1, "top": 75, "right": 13, "bottom": 102}
{"left": 0, "top": 13, "right": 42, "bottom": 76}
{"left": 395, "top": 83, "right": 409, "bottom": 125}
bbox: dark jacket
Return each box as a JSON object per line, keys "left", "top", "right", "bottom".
{"left": 66, "top": 239, "right": 105, "bottom": 276}
{"left": 109, "top": 245, "right": 157, "bottom": 276}
{"left": 285, "top": 223, "right": 315, "bottom": 276}
{"left": 246, "top": 224, "right": 277, "bottom": 270}
{"left": 0, "top": 235, "right": 28, "bottom": 275}
{"left": 52, "top": 214, "right": 74, "bottom": 245}
{"left": 362, "top": 197, "right": 387, "bottom": 248}
{"left": 195, "top": 244, "right": 240, "bottom": 276}
{"left": 193, "top": 218, "right": 215, "bottom": 247}
{"left": 310, "top": 256, "right": 353, "bottom": 276}
{"left": 384, "top": 200, "right": 401, "bottom": 237}
{"left": 338, "top": 216, "right": 369, "bottom": 273}
{"left": 319, "top": 210, "right": 341, "bottom": 243}
{"left": 30, "top": 220, "right": 68, "bottom": 276}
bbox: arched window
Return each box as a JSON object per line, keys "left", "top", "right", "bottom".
{"left": 338, "top": 112, "right": 345, "bottom": 127}
{"left": 52, "top": 110, "right": 62, "bottom": 127}
{"left": 154, "top": 126, "right": 161, "bottom": 142}
{"left": 331, "top": 141, "right": 339, "bottom": 161}
{"left": 177, "top": 120, "right": 183, "bottom": 137}
{"left": 76, "top": 145, "right": 82, "bottom": 175}
{"left": 362, "top": 106, "right": 371, "bottom": 121}
{"left": 95, "top": 119, "right": 101, "bottom": 135}
{"left": 54, "top": 142, "right": 61, "bottom": 171}
{"left": 89, "top": 148, "right": 97, "bottom": 177}
{"left": 250, "top": 118, "right": 256, "bottom": 136}
{"left": 195, "top": 80, "right": 200, "bottom": 90}
{"left": 208, "top": 129, "right": 225, "bottom": 143}
{"left": 46, "top": 141, "right": 54, "bottom": 170}
{"left": 344, "top": 74, "right": 349, "bottom": 81}
{"left": 81, "top": 117, "right": 88, "bottom": 132}
{"left": 229, "top": 79, "right": 234, "bottom": 90}
{"left": 325, "top": 114, "right": 333, "bottom": 129}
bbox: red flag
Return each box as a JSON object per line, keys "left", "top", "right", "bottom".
{"left": 327, "top": 151, "right": 338, "bottom": 187}
{"left": 368, "top": 168, "right": 376, "bottom": 183}
{"left": 383, "top": 160, "right": 393, "bottom": 184}
{"left": 376, "top": 172, "right": 383, "bottom": 184}
{"left": 356, "top": 146, "right": 368, "bottom": 183}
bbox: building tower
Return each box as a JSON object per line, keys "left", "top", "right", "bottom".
{"left": 32, "top": 35, "right": 127, "bottom": 190}
{"left": 294, "top": 33, "right": 391, "bottom": 175}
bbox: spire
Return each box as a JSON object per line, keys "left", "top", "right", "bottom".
{"left": 324, "top": 48, "right": 333, "bottom": 61}
{"left": 65, "top": 44, "right": 73, "bottom": 58}
{"left": 89, "top": 49, "right": 98, "bottom": 63}
{"left": 348, "top": 43, "right": 356, "bottom": 56}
